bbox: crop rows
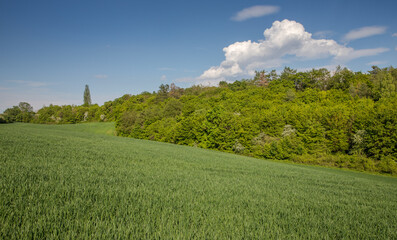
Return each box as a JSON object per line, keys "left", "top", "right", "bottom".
{"left": 1, "top": 123, "right": 396, "bottom": 239}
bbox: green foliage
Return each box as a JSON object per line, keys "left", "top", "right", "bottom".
{"left": 33, "top": 104, "right": 101, "bottom": 124}
{"left": 3, "top": 106, "right": 22, "bottom": 122}
{"left": 328, "top": 66, "right": 355, "bottom": 91}
{"left": 10, "top": 65, "right": 397, "bottom": 174}
{"left": 349, "top": 72, "right": 372, "bottom": 98}
{"left": 157, "top": 83, "right": 170, "bottom": 101}
{"left": 83, "top": 84, "right": 92, "bottom": 106}
{"left": 370, "top": 66, "right": 397, "bottom": 100}
{"left": 1, "top": 123, "right": 397, "bottom": 238}
{"left": 363, "top": 97, "right": 397, "bottom": 160}
{"left": 2, "top": 102, "right": 34, "bottom": 123}
{"left": 107, "top": 67, "right": 397, "bottom": 174}
{"left": 163, "top": 98, "right": 183, "bottom": 118}
{"left": 0, "top": 115, "right": 6, "bottom": 124}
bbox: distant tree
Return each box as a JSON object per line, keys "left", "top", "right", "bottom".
{"left": 19, "top": 102, "right": 33, "bottom": 113}
{"left": 279, "top": 67, "right": 298, "bottom": 88}
{"left": 308, "top": 68, "right": 330, "bottom": 90}
{"left": 219, "top": 81, "right": 228, "bottom": 88}
{"left": 3, "top": 106, "right": 21, "bottom": 122}
{"left": 292, "top": 72, "right": 310, "bottom": 91}
{"left": 157, "top": 84, "right": 170, "bottom": 101}
{"left": 2, "top": 102, "right": 34, "bottom": 123}
{"left": 329, "top": 66, "right": 354, "bottom": 91}
{"left": 369, "top": 66, "right": 396, "bottom": 100}
{"left": 228, "top": 80, "right": 248, "bottom": 91}
{"left": 169, "top": 83, "right": 184, "bottom": 98}
{"left": 254, "top": 70, "right": 269, "bottom": 87}
{"left": 280, "top": 67, "right": 297, "bottom": 80}
{"left": 84, "top": 84, "right": 92, "bottom": 106}
{"left": 267, "top": 69, "right": 279, "bottom": 81}
{"left": 18, "top": 102, "right": 34, "bottom": 122}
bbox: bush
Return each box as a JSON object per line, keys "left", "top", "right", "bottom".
{"left": 377, "top": 157, "right": 397, "bottom": 174}
{"left": 0, "top": 115, "right": 7, "bottom": 123}
{"left": 291, "top": 154, "right": 379, "bottom": 173}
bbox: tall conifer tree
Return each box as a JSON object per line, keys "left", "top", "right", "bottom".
{"left": 84, "top": 84, "right": 91, "bottom": 106}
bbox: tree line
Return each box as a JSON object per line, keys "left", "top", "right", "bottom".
{"left": 1, "top": 66, "right": 396, "bottom": 174}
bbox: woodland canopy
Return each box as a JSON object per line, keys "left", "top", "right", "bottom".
{"left": 2, "top": 66, "right": 396, "bottom": 174}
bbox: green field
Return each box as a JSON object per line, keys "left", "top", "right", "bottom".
{"left": 1, "top": 123, "right": 397, "bottom": 239}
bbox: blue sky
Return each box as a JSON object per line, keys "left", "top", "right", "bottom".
{"left": 1, "top": 0, "right": 396, "bottom": 112}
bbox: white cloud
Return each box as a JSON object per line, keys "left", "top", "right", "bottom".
{"left": 392, "top": 33, "right": 397, "bottom": 37}
{"left": 366, "top": 61, "right": 387, "bottom": 66}
{"left": 341, "top": 48, "right": 388, "bottom": 61}
{"left": 231, "top": 5, "right": 279, "bottom": 21}
{"left": 197, "top": 19, "right": 389, "bottom": 85}
{"left": 313, "top": 30, "right": 333, "bottom": 39}
{"left": 160, "top": 75, "right": 167, "bottom": 81}
{"left": 343, "top": 26, "right": 387, "bottom": 41}
{"left": 94, "top": 74, "right": 108, "bottom": 79}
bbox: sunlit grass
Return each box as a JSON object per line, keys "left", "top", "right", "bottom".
{"left": 1, "top": 123, "right": 396, "bottom": 238}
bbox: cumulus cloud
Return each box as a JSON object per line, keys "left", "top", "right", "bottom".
{"left": 160, "top": 75, "right": 167, "bottom": 81}
{"left": 343, "top": 26, "right": 387, "bottom": 41}
{"left": 196, "top": 19, "right": 389, "bottom": 85}
{"left": 313, "top": 30, "right": 333, "bottom": 39}
{"left": 231, "top": 5, "right": 279, "bottom": 21}
{"left": 392, "top": 33, "right": 397, "bottom": 37}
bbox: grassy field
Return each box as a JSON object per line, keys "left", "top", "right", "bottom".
{"left": 1, "top": 123, "right": 397, "bottom": 239}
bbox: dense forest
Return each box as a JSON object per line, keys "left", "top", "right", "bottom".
{"left": 2, "top": 66, "right": 397, "bottom": 174}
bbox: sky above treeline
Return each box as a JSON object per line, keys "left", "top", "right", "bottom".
{"left": 1, "top": 0, "right": 396, "bottom": 112}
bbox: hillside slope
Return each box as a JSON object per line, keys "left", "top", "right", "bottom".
{"left": 1, "top": 123, "right": 396, "bottom": 238}
{"left": 5, "top": 66, "right": 397, "bottom": 174}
